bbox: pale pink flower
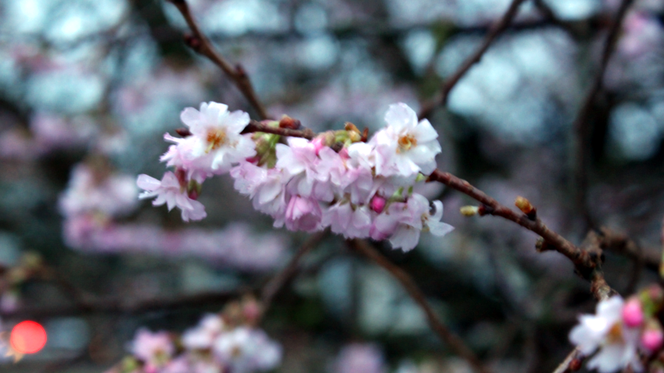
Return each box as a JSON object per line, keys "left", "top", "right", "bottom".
{"left": 137, "top": 172, "right": 207, "bottom": 222}
{"left": 130, "top": 329, "right": 174, "bottom": 368}
{"left": 275, "top": 195, "right": 322, "bottom": 232}
{"left": 569, "top": 296, "right": 642, "bottom": 373}
{"left": 182, "top": 314, "right": 225, "bottom": 350}
{"left": 231, "top": 162, "right": 289, "bottom": 217}
{"left": 322, "top": 202, "right": 372, "bottom": 238}
{"left": 213, "top": 327, "right": 282, "bottom": 373}
{"left": 276, "top": 137, "right": 324, "bottom": 198}
{"left": 334, "top": 343, "right": 387, "bottom": 373}
{"left": 370, "top": 103, "right": 441, "bottom": 177}
{"left": 180, "top": 102, "right": 256, "bottom": 173}
{"left": 59, "top": 164, "right": 138, "bottom": 219}
{"left": 373, "top": 194, "right": 453, "bottom": 252}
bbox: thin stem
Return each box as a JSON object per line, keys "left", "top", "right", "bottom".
{"left": 168, "top": 0, "right": 270, "bottom": 120}
{"left": 349, "top": 239, "right": 491, "bottom": 373}
{"left": 242, "top": 120, "right": 315, "bottom": 140}
{"left": 573, "top": 0, "right": 635, "bottom": 230}
{"left": 552, "top": 347, "right": 583, "bottom": 373}
{"left": 418, "top": 0, "right": 528, "bottom": 119}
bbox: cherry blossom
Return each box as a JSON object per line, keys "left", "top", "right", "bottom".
{"left": 137, "top": 172, "right": 206, "bottom": 222}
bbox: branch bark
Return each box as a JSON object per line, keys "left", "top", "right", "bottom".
{"left": 260, "top": 231, "right": 327, "bottom": 317}
{"left": 427, "top": 169, "right": 617, "bottom": 300}
{"left": 349, "top": 239, "right": 491, "bottom": 373}
{"left": 167, "top": 0, "right": 270, "bottom": 120}
{"left": 418, "top": 0, "right": 528, "bottom": 119}
{"left": 572, "top": 0, "right": 635, "bottom": 230}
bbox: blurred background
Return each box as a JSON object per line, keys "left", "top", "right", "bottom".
{"left": 0, "top": 0, "right": 663, "bottom": 372}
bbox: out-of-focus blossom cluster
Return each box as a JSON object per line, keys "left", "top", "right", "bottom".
{"left": 107, "top": 297, "right": 281, "bottom": 373}
{"left": 138, "top": 101, "right": 454, "bottom": 251}
{"left": 59, "top": 162, "right": 287, "bottom": 271}
{"left": 569, "top": 286, "right": 664, "bottom": 372}
{"left": 333, "top": 343, "right": 386, "bottom": 373}
{"left": 0, "top": 252, "right": 44, "bottom": 313}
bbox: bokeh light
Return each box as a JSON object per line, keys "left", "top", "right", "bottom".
{"left": 10, "top": 321, "right": 47, "bottom": 354}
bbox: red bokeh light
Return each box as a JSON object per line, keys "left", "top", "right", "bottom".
{"left": 10, "top": 321, "right": 47, "bottom": 354}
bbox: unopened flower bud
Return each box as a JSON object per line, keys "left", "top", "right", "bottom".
{"left": 515, "top": 196, "right": 536, "bottom": 219}
{"left": 642, "top": 326, "right": 664, "bottom": 352}
{"left": 278, "top": 115, "right": 301, "bottom": 130}
{"left": 370, "top": 195, "right": 387, "bottom": 213}
{"left": 622, "top": 298, "right": 644, "bottom": 327}
{"left": 311, "top": 137, "right": 325, "bottom": 155}
{"left": 175, "top": 128, "right": 192, "bottom": 137}
{"left": 460, "top": 206, "right": 479, "bottom": 216}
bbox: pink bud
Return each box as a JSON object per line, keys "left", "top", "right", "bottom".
{"left": 245, "top": 155, "right": 260, "bottom": 164}
{"left": 370, "top": 195, "right": 387, "bottom": 213}
{"left": 642, "top": 328, "right": 664, "bottom": 352}
{"left": 622, "top": 298, "right": 644, "bottom": 327}
{"left": 187, "top": 189, "right": 199, "bottom": 200}
{"left": 339, "top": 147, "right": 350, "bottom": 160}
{"left": 311, "top": 137, "right": 325, "bottom": 155}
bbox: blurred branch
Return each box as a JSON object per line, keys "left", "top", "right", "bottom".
{"left": 167, "top": 0, "right": 270, "bottom": 120}
{"left": 348, "top": 239, "right": 491, "bottom": 373}
{"left": 0, "top": 290, "right": 240, "bottom": 319}
{"left": 428, "top": 169, "right": 617, "bottom": 300}
{"left": 552, "top": 347, "right": 583, "bottom": 373}
{"left": 418, "top": 0, "right": 528, "bottom": 119}
{"left": 572, "top": 0, "right": 635, "bottom": 230}
{"left": 260, "top": 231, "right": 327, "bottom": 317}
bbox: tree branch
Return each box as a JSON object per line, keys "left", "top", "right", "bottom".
{"left": 260, "top": 231, "right": 327, "bottom": 317}
{"left": 572, "top": 0, "right": 635, "bottom": 230}
{"left": 242, "top": 120, "right": 315, "bottom": 140}
{"left": 427, "top": 169, "right": 617, "bottom": 300}
{"left": 167, "top": 0, "right": 270, "bottom": 120}
{"left": 349, "top": 239, "right": 491, "bottom": 373}
{"left": 418, "top": 0, "right": 528, "bottom": 119}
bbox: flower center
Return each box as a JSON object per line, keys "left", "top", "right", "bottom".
{"left": 206, "top": 129, "right": 228, "bottom": 152}
{"left": 397, "top": 134, "right": 417, "bottom": 153}
{"left": 606, "top": 322, "right": 624, "bottom": 343}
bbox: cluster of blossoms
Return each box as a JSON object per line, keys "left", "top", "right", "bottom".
{"left": 109, "top": 297, "right": 281, "bottom": 373}
{"left": 59, "top": 162, "right": 287, "bottom": 271}
{"left": 138, "top": 101, "right": 454, "bottom": 251}
{"left": 569, "top": 286, "right": 664, "bottom": 372}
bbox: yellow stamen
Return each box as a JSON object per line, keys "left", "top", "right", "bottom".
{"left": 397, "top": 134, "right": 417, "bottom": 153}
{"left": 206, "top": 129, "right": 228, "bottom": 153}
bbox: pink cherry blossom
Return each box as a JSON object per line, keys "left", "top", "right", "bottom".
{"left": 137, "top": 172, "right": 206, "bottom": 222}
{"left": 370, "top": 103, "right": 441, "bottom": 178}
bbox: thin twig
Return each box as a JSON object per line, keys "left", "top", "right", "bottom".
{"left": 427, "top": 169, "right": 617, "bottom": 300}
{"left": 260, "top": 231, "right": 327, "bottom": 316}
{"left": 418, "top": 0, "right": 528, "bottom": 119}
{"left": 572, "top": 0, "right": 635, "bottom": 230}
{"left": 349, "top": 239, "right": 491, "bottom": 373}
{"left": 167, "top": 0, "right": 270, "bottom": 120}
{"left": 242, "top": 120, "right": 315, "bottom": 139}
{"left": 552, "top": 347, "right": 583, "bottom": 373}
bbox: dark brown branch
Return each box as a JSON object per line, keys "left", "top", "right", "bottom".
{"left": 418, "top": 0, "right": 528, "bottom": 119}
{"left": 428, "top": 169, "right": 617, "bottom": 300}
{"left": 167, "top": 0, "right": 270, "bottom": 120}
{"left": 242, "top": 120, "right": 315, "bottom": 140}
{"left": 349, "top": 239, "right": 491, "bottom": 373}
{"left": 572, "top": 0, "right": 635, "bottom": 230}
{"left": 0, "top": 290, "right": 240, "bottom": 319}
{"left": 260, "top": 231, "right": 327, "bottom": 316}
